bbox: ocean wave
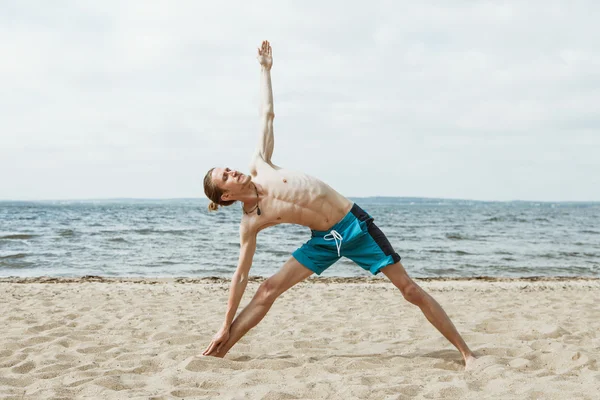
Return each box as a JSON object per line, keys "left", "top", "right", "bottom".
{"left": 426, "top": 249, "right": 471, "bottom": 256}
{"left": 157, "top": 229, "right": 192, "bottom": 236}
{"left": 187, "top": 267, "right": 235, "bottom": 275}
{"left": 0, "top": 253, "right": 28, "bottom": 260}
{"left": 58, "top": 229, "right": 75, "bottom": 237}
{"left": 107, "top": 237, "right": 128, "bottom": 243}
{"left": 263, "top": 249, "right": 293, "bottom": 257}
{"left": 485, "top": 217, "right": 503, "bottom": 222}
{"left": 133, "top": 228, "right": 154, "bottom": 235}
{"left": 538, "top": 251, "right": 590, "bottom": 259}
{"left": 453, "top": 250, "right": 470, "bottom": 255}
{"left": 0, "top": 234, "right": 37, "bottom": 240}
{"left": 445, "top": 233, "right": 468, "bottom": 240}
{"left": 422, "top": 267, "right": 461, "bottom": 275}
{"left": 546, "top": 251, "right": 599, "bottom": 258}
{"left": 558, "top": 251, "right": 588, "bottom": 257}
{"left": 0, "top": 261, "right": 34, "bottom": 269}
{"left": 580, "top": 230, "right": 599, "bottom": 234}
{"left": 484, "top": 216, "right": 530, "bottom": 223}
{"left": 129, "top": 228, "right": 193, "bottom": 236}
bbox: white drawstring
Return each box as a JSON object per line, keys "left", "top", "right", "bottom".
{"left": 324, "top": 230, "right": 343, "bottom": 257}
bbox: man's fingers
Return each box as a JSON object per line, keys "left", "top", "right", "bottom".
{"left": 208, "top": 342, "right": 221, "bottom": 356}
{"left": 258, "top": 40, "right": 272, "bottom": 58}
{"left": 203, "top": 341, "right": 216, "bottom": 355}
{"left": 202, "top": 342, "right": 211, "bottom": 354}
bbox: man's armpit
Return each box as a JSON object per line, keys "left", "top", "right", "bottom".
{"left": 250, "top": 153, "right": 280, "bottom": 172}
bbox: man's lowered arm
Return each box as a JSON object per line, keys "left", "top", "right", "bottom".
{"left": 223, "top": 227, "right": 257, "bottom": 328}
{"left": 202, "top": 226, "right": 257, "bottom": 356}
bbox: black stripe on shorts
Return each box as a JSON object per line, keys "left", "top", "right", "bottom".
{"left": 351, "top": 204, "right": 401, "bottom": 263}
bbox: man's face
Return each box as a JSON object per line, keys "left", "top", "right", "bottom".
{"left": 211, "top": 167, "right": 251, "bottom": 199}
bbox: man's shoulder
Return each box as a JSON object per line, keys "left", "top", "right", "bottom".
{"left": 240, "top": 213, "right": 280, "bottom": 240}
{"left": 249, "top": 152, "right": 281, "bottom": 173}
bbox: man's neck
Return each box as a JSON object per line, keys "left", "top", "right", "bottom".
{"left": 241, "top": 182, "right": 261, "bottom": 213}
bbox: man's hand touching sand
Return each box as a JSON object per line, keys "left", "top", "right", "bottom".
{"left": 202, "top": 325, "right": 230, "bottom": 357}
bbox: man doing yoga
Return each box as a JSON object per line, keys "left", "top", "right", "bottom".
{"left": 202, "top": 40, "right": 476, "bottom": 369}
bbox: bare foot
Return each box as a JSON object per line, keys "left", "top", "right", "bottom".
{"left": 464, "top": 353, "right": 478, "bottom": 371}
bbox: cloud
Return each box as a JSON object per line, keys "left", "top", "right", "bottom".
{"left": 1, "top": 0, "right": 599, "bottom": 200}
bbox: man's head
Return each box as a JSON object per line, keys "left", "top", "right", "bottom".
{"left": 203, "top": 167, "right": 252, "bottom": 211}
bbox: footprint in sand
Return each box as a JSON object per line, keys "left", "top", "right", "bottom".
{"left": 27, "top": 321, "right": 64, "bottom": 333}
{"left": 0, "top": 376, "right": 34, "bottom": 388}
{"left": 248, "top": 359, "right": 299, "bottom": 370}
{"left": 11, "top": 360, "right": 35, "bottom": 374}
{"left": 185, "top": 356, "right": 243, "bottom": 372}
{"left": 0, "top": 349, "right": 14, "bottom": 358}
{"left": 509, "top": 357, "right": 531, "bottom": 370}
{"left": 517, "top": 325, "right": 570, "bottom": 341}
{"left": 171, "top": 389, "right": 221, "bottom": 398}
{"left": 21, "top": 335, "right": 55, "bottom": 346}
{"left": 65, "top": 378, "right": 95, "bottom": 388}
{"left": 76, "top": 344, "right": 116, "bottom": 354}
{"left": 261, "top": 390, "right": 299, "bottom": 400}
{"left": 465, "top": 355, "right": 505, "bottom": 377}
{"left": 0, "top": 353, "right": 28, "bottom": 368}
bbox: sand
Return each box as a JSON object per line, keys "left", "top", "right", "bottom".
{"left": 1, "top": 276, "right": 599, "bottom": 399}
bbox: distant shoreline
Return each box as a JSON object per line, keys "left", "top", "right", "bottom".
{"left": 1, "top": 197, "right": 599, "bottom": 204}
{"left": 2, "top": 275, "right": 599, "bottom": 285}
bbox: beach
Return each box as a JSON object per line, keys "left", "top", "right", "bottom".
{"left": 1, "top": 277, "right": 599, "bottom": 399}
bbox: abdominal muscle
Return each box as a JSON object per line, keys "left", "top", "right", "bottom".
{"left": 247, "top": 167, "right": 353, "bottom": 232}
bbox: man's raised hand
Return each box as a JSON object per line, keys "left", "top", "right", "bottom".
{"left": 257, "top": 40, "right": 273, "bottom": 70}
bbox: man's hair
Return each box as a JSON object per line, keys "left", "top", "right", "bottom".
{"left": 203, "top": 168, "right": 236, "bottom": 211}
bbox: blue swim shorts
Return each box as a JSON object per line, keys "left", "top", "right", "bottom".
{"left": 292, "top": 203, "right": 401, "bottom": 275}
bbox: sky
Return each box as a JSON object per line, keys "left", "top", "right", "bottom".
{"left": 1, "top": 1, "right": 599, "bottom": 201}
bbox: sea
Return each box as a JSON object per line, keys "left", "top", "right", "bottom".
{"left": 1, "top": 198, "right": 599, "bottom": 278}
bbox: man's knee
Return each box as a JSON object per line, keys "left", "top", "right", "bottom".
{"left": 401, "top": 281, "right": 424, "bottom": 306}
{"left": 255, "top": 278, "right": 280, "bottom": 304}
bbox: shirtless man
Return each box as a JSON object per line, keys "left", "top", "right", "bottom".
{"left": 202, "top": 40, "right": 476, "bottom": 368}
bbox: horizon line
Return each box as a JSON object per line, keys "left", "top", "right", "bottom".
{"left": 1, "top": 196, "right": 599, "bottom": 204}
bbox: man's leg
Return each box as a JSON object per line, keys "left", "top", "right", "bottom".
{"left": 212, "top": 256, "right": 314, "bottom": 357}
{"left": 380, "top": 262, "right": 477, "bottom": 367}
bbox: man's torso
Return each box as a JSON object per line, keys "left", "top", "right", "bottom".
{"left": 243, "top": 157, "right": 353, "bottom": 234}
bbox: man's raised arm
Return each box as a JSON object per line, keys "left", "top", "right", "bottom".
{"left": 254, "top": 40, "right": 275, "bottom": 164}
